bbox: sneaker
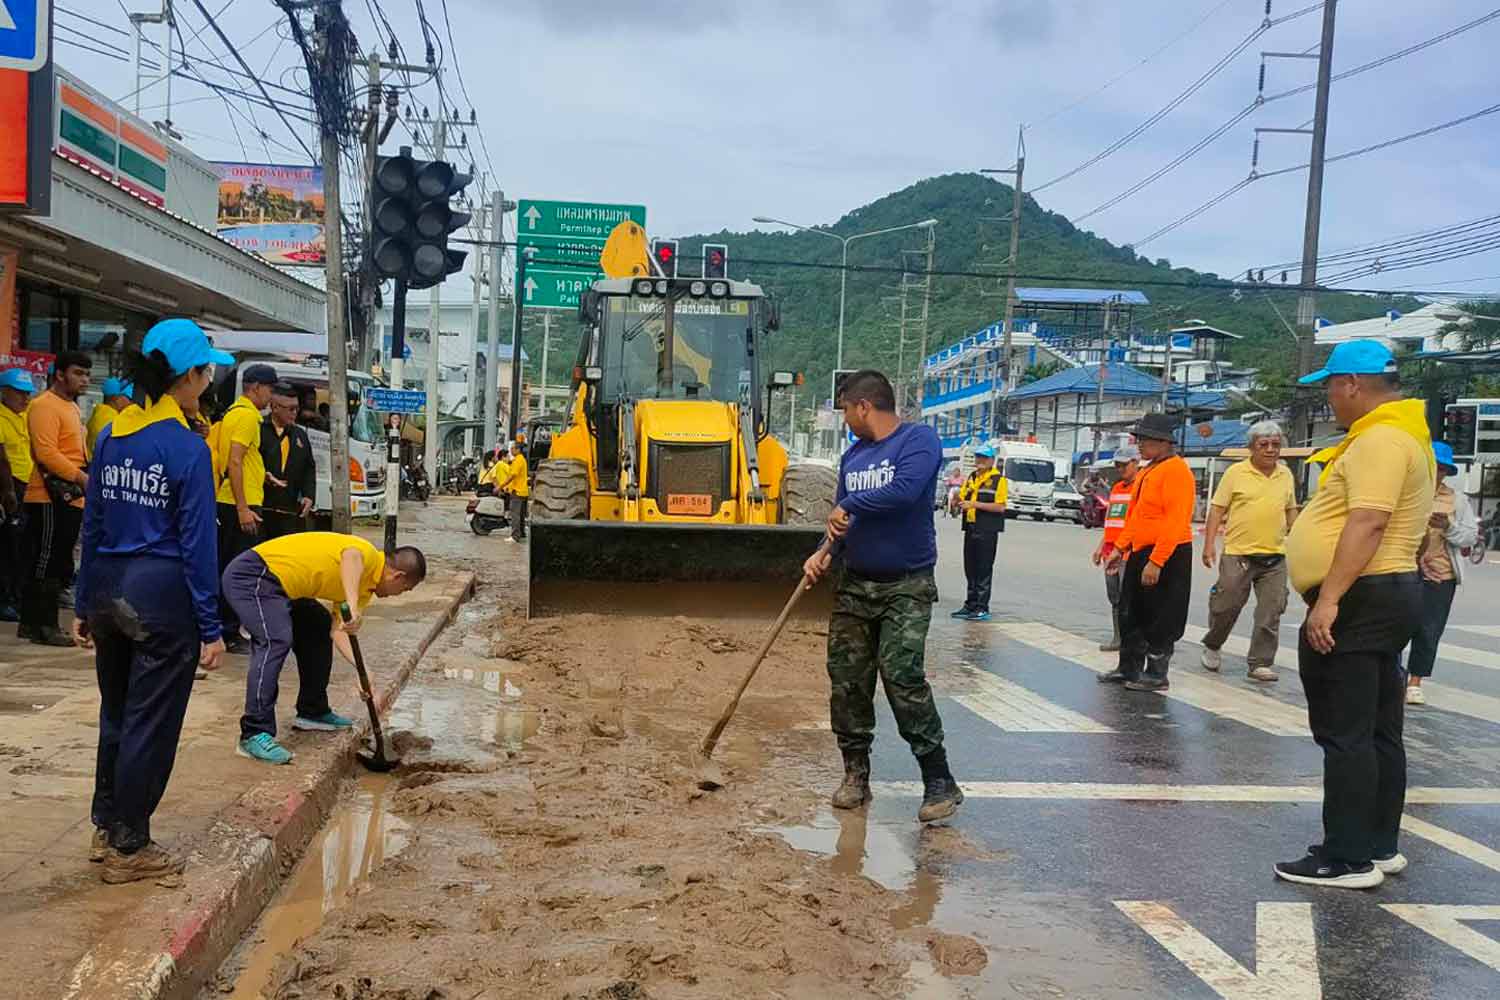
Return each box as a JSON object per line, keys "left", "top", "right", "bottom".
{"left": 101, "top": 842, "right": 185, "bottom": 885}
{"left": 293, "top": 711, "right": 354, "bottom": 732}
{"left": 1274, "top": 851, "right": 1384, "bottom": 889}
{"left": 194, "top": 669, "right": 208, "bottom": 680}
{"left": 224, "top": 637, "right": 251, "bottom": 656}
{"left": 30, "top": 626, "right": 76, "bottom": 648}
{"left": 1098, "top": 637, "right": 1121, "bottom": 652}
{"left": 236, "top": 733, "right": 294, "bottom": 765}
{"left": 1247, "top": 666, "right": 1279, "bottom": 683}
{"left": 0, "top": 604, "right": 18, "bottom": 623}
{"left": 1373, "top": 851, "right": 1408, "bottom": 875}
{"left": 1097, "top": 670, "right": 1135, "bottom": 685}
{"left": 1406, "top": 686, "right": 1426, "bottom": 706}
{"left": 89, "top": 827, "right": 109, "bottom": 863}
{"left": 949, "top": 607, "right": 974, "bottom": 619}
{"left": 1125, "top": 676, "right": 1170, "bottom": 692}
{"left": 1200, "top": 647, "right": 1222, "bottom": 672}
{"left": 965, "top": 611, "right": 992, "bottom": 622}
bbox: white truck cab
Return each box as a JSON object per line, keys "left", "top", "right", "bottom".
{"left": 993, "top": 440, "right": 1057, "bottom": 521}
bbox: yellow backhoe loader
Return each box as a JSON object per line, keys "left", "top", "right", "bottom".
{"left": 527, "top": 272, "right": 837, "bottom": 617}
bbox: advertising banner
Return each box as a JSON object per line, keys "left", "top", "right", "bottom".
{"left": 212, "top": 161, "right": 325, "bottom": 266}
{"left": 0, "top": 347, "right": 55, "bottom": 386}
{"left": 0, "top": 246, "right": 17, "bottom": 353}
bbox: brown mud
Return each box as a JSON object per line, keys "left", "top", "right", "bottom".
{"left": 225, "top": 577, "right": 986, "bottom": 999}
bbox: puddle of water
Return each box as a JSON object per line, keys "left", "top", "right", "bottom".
{"left": 586, "top": 672, "right": 623, "bottom": 738}
{"left": 391, "top": 667, "right": 541, "bottom": 752}
{"left": 0, "top": 692, "right": 63, "bottom": 714}
{"left": 766, "top": 809, "right": 918, "bottom": 894}
{"left": 227, "top": 773, "right": 410, "bottom": 999}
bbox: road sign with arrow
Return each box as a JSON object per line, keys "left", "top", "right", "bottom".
{"left": 514, "top": 198, "right": 647, "bottom": 310}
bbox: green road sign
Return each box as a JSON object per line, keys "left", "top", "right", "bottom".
{"left": 515, "top": 199, "right": 647, "bottom": 310}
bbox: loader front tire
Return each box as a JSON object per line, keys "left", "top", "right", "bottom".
{"left": 781, "top": 464, "right": 838, "bottom": 526}
{"left": 533, "top": 459, "right": 591, "bottom": 521}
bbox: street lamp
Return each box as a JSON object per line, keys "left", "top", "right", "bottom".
{"left": 752, "top": 215, "right": 938, "bottom": 370}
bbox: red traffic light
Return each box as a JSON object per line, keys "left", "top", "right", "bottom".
{"left": 652, "top": 238, "right": 679, "bottom": 277}
{"left": 657, "top": 244, "right": 674, "bottom": 263}
{"left": 703, "top": 242, "right": 728, "bottom": 278}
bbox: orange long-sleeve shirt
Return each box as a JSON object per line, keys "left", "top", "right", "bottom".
{"left": 1112, "top": 454, "right": 1196, "bottom": 567}
{"left": 24, "top": 389, "right": 87, "bottom": 508}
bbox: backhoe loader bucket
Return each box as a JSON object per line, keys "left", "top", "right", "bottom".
{"left": 528, "top": 520, "right": 833, "bottom": 619}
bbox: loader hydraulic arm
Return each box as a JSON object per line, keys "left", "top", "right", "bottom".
{"left": 619, "top": 399, "right": 640, "bottom": 502}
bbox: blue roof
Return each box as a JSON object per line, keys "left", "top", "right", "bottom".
{"left": 1015, "top": 287, "right": 1150, "bottom": 306}
{"left": 1007, "top": 362, "right": 1225, "bottom": 409}
{"left": 1187, "top": 419, "right": 1250, "bottom": 451}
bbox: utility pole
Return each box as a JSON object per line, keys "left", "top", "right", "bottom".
{"left": 1091, "top": 296, "right": 1115, "bottom": 466}
{"left": 913, "top": 225, "right": 936, "bottom": 413}
{"left": 358, "top": 49, "right": 381, "bottom": 373}
{"left": 465, "top": 193, "right": 486, "bottom": 454}
{"left": 314, "top": 8, "right": 352, "bottom": 534}
{"left": 1292, "top": 0, "right": 1338, "bottom": 446}
{"left": 483, "top": 189, "right": 505, "bottom": 457}
{"left": 895, "top": 273, "right": 912, "bottom": 411}
{"left": 982, "top": 126, "right": 1025, "bottom": 436}
{"left": 509, "top": 248, "right": 535, "bottom": 440}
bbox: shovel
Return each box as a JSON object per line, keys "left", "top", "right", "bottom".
{"left": 339, "top": 602, "right": 400, "bottom": 773}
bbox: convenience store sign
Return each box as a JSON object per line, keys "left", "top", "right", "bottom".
{"left": 53, "top": 75, "right": 167, "bottom": 207}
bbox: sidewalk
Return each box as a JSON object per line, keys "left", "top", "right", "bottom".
{"left": 0, "top": 566, "right": 474, "bottom": 1000}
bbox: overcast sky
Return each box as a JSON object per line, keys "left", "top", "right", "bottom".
{"left": 66, "top": 1, "right": 1500, "bottom": 296}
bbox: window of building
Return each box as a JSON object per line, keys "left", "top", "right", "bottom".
{"left": 21, "top": 282, "right": 74, "bottom": 353}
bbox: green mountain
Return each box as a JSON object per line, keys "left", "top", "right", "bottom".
{"left": 663, "top": 172, "right": 1419, "bottom": 414}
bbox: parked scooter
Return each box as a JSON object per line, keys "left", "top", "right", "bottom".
{"left": 466, "top": 486, "right": 510, "bottom": 535}
{"left": 402, "top": 459, "right": 432, "bottom": 502}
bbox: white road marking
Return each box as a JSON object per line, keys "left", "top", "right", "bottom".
{"left": 870, "top": 781, "right": 1500, "bottom": 805}
{"left": 1400, "top": 814, "right": 1500, "bottom": 876}
{"left": 1183, "top": 624, "right": 1500, "bottom": 728}
{"left": 1115, "top": 901, "right": 1321, "bottom": 1000}
{"left": 950, "top": 667, "right": 1115, "bottom": 734}
{"left": 996, "top": 622, "right": 1309, "bottom": 737}
{"left": 1382, "top": 905, "right": 1500, "bottom": 972}
{"left": 1449, "top": 624, "right": 1500, "bottom": 639}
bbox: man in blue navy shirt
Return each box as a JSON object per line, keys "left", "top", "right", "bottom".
{"left": 803, "top": 370, "right": 962, "bottom": 823}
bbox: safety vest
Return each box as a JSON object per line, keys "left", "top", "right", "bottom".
{"left": 1102, "top": 477, "right": 1135, "bottom": 542}
{"left": 960, "top": 466, "right": 1006, "bottom": 533}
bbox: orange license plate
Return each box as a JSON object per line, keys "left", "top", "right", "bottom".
{"left": 666, "top": 493, "right": 713, "bottom": 515}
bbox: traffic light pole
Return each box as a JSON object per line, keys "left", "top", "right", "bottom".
{"left": 508, "top": 248, "right": 534, "bottom": 441}
{"left": 424, "top": 118, "right": 447, "bottom": 490}
{"left": 383, "top": 279, "right": 408, "bottom": 553}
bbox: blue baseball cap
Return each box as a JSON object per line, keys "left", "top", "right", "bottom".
{"left": 975, "top": 444, "right": 997, "bottom": 458}
{"left": 1433, "top": 441, "right": 1458, "bottom": 473}
{"left": 0, "top": 368, "right": 37, "bottom": 394}
{"left": 101, "top": 376, "right": 132, "bottom": 398}
{"left": 142, "top": 319, "right": 234, "bottom": 375}
{"left": 1298, "top": 339, "right": 1397, "bottom": 384}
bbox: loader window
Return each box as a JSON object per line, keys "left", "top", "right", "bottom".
{"left": 602, "top": 295, "right": 753, "bottom": 403}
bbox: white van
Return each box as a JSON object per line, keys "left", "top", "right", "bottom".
{"left": 994, "top": 440, "right": 1057, "bottom": 520}
{"left": 210, "top": 353, "right": 386, "bottom": 520}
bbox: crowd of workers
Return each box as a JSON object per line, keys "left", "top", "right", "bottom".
{"left": 476, "top": 438, "right": 531, "bottom": 541}
{"left": 824, "top": 339, "right": 1470, "bottom": 892}
{"left": 1, "top": 319, "right": 426, "bottom": 884}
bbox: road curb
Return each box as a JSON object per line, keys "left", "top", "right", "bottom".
{"left": 63, "top": 572, "right": 477, "bottom": 1000}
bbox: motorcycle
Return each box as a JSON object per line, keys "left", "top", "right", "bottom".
{"left": 1080, "top": 490, "right": 1108, "bottom": 530}
{"left": 466, "top": 486, "right": 510, "bottom": 535}
{"left": 442, "top": 455, "right": 479, "bottom": 496}
{"left": 401, "top": 460, "right": 432, "bottom": 503}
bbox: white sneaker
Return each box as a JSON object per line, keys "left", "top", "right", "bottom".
{"left": 1374, "top": 852, "right": 1408, "bottom": 875}
{"left": 1201, "top": 647, "right": 1222, "bottom": 672}
{"left": 1406, "top": 686, "right": 1426, "bottom": 706}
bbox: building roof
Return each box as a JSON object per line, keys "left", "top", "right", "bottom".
{"left": 1169, "top": 323, "right": 1242, "bottom": 341}
{"left": 1314, "top": 303, "right": 1463, "bottom": 349}
{"left": 1006, "top": 361, "right": 1226, "bottom": 409}
{"left": 1015, "top": 287, "right": 1150, "bottom": 306}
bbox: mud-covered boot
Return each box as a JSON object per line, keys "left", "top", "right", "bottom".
{"left": 916, "top": 747, "right": 963, "bottom": 823}
{"left": 831, "top": 750, "right": 871, "bottom": 810}
{"left": 1099, "top": 609, "right": 1122, "bottom": 652}
{"left": 101, "top": 842, "right": 185, "bottom": 885}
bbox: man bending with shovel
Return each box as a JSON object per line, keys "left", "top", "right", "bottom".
{"left": 223, "top": 532, "right": 426, "bottom": 764}
{"left": 804, "top": 370, "right": 962, "bottom": 823}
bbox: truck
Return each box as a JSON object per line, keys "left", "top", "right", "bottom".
{"left": 994, "top": 439, "right": 1057, "bottom": 521}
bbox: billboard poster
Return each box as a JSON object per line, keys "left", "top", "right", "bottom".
{"left": 212, "top": 161, "right": 325, "bottom": 266}
{"left": 0, "top": 348, "right": 55, "bottom": 387}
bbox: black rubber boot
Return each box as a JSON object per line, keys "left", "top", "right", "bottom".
{"left": 916, "top": 747, "right": 963, "bottom": 823}
{"left": 831, "top": 750, "right": 871, "bottom": 810}
{"left": 1125, "top": 652, "right": 1171, "bottom": 692}
{"left": 1099, "top": 609, "right": 1122, "bottom": 652}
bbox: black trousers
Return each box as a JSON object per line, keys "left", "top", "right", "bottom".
{"left": 1299, "top": 572, "right": 1422, "bottom": 865}
{"left": 1, "top": 477, "right": 28, "bottom": 609}
{"left": 217, "top": 502, "right": 261, "bottom": 637}
{"left": 510, "top": 495, "right": 528, "bottom": 540}
{"left": 961, "top": 529, "right": 998, "bottom": 612}
{"left": 1116, "top": 542, "right": 1193, "bottom": 679}
{"left": 1405, "top": 578, "right": 1457, "bottom": 678}
{"left": 21, "top": 499, "right": 82, "bottom": 632}
{"left": 261, "top": 509, "right": 308, "bottom": 541}
{"left": 87, "top": 556, "right": 198, "bottom": 853}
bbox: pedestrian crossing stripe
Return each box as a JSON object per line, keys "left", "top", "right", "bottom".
{"left": 946, "top": 665, "right": 1115, "bottom": 734}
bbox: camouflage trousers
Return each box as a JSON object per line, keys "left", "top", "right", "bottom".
{"left": 826, "top": 568, "right": 945, "bottom": 759}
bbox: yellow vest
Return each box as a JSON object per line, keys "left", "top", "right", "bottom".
{"left": 960, "top": 467, "right": 1005, "bottom": 523}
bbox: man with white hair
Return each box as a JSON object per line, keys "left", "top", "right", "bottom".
{"left": 1200, "top": 419, "right": 1299, "bottom": 682}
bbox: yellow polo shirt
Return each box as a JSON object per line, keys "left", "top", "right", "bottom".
{"left": 215, "top": 396, "right": 267, "bottom": 507}
{"left": 0, "top": 403, "right": 31, "bottom": 485}
{"left": 1211, "top": 460, "right": 1297, "bottom": 556}
{"left": 85, "top": 402, "right": 119, "bottom": 460}
{"left": 253, "top": 532, "right": 385, "bottom": 610}
{"left": 499, "top": 453, "right": 529, "bottom": 498}
{"left": 1286, "top": 425, "right": 1433, "bottom": 594}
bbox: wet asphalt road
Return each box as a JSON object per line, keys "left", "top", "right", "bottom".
{"left": 826, "top": 515, "right": 1500, "bottom": 998}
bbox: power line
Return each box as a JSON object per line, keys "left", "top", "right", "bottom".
{"left": 188, "top": 0, "right": 315, "bottom": 161}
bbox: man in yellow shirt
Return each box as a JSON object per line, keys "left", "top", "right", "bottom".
{"left": 0, "top": 368, "right": 37, "bottom": 622}
{"left": 215, "top": 364, "right": 277, "bottom": 653}
{"left": 222, "top": 532, "right": 427, "bottom": 764}
{"left": 85, "top": 377, "right": 135, "bottom": 459}
{"left": 1199, "top": 420, "right": 1299, "bottom": 682}
{"left": 497, "top": 440, "right": 529, "bottom": 542}
{"left": 1276, "top": 340, "right": 1433, "bottom": 891}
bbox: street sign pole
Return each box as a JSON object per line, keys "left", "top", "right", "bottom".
{"left": 508, "top": 248, "right": 533, "bottom": 440}
{"left": 383, "top": 279, "right": 408, "bottom": 553}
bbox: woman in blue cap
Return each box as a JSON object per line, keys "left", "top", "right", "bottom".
{"left": 1403, "top": 441, "right": 1479, "bottom": 706}
{"left": 74, "top": 319, "right": 232, "bottom": 884}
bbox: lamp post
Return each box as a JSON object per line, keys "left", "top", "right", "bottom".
{"left": 752, "top": 215, "right": 938, "bottom": 371}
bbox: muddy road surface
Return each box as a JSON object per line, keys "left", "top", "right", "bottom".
{"left": 215, "top": 505, "right": 985, "bottom": 1000}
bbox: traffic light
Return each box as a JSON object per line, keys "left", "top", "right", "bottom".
{"left": 368, "top": 147, "right": 471, "bottom": 288}
{"left": 703, "top": 243, "right": 728, "bottom": 279}
{"left": 1445, "top": 402, "right": 1479, "bottom": 461}
{"left": 652, "top": 238, "right": 678, "bottom": 278}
